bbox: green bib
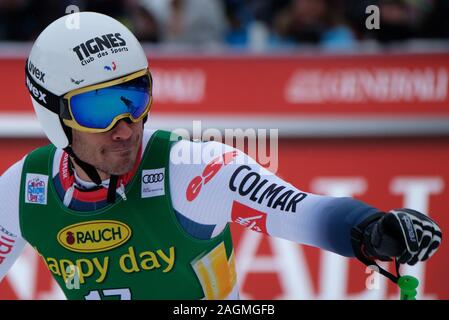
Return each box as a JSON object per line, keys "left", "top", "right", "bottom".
{"left": 19, "top": 130, "right": 236, "bottom": 300}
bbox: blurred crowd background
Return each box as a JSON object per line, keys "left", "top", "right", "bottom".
{"left": 1, "top": 0, "right": 449, "bottom": 50}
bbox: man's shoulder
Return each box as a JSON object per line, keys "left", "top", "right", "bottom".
{"left": 0, "top": 157, "right": 25, "bottom": 189}
{"left": 25, "top": 143, "right": 55, "bottom": 159}
{"left": 143, "top": 129, "right": 246, "bottom": 169}
{"left": 142, "top": 128, "right": 189, "bottom": 150}
{"left": 1, "top": 143, "right": 53, "bottom": 179}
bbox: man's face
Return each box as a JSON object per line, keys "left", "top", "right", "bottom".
{"left": 71, "top": 120, "right": 143, "bottom": 177}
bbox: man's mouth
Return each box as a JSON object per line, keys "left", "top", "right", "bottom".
{"left": 109, "top": 148, "right": 132, "bottom": 153}
{"left": 107, "top": 144, "right": 135, "bottom": 153}
{"left": 108, "top": 141, "right": 136, "bottom": 152}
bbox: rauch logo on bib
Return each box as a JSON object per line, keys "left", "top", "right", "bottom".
{"left": 57, "top": 220, "right": 131, "bottom": 253}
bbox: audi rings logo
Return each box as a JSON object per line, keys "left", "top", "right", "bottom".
{"left": 142, "top": 168, "right": 165, "bottom": 198}
{"left": 142, "top": 173, "right": 164, "bottom": 184}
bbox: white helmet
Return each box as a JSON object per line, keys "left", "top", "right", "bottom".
{"left": 26, "top": 11, "right": 148, "bottom": 149}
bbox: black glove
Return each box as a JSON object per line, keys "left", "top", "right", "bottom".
{"left": 352, "top": 208, "right": 442, "bottom": 266}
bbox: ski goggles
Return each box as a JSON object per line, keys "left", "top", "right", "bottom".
{"left": 62, "top": 69, "right": 152, "bottom": 133}
{"left": 25, "top": 62, "right": 152, "bottom": 133}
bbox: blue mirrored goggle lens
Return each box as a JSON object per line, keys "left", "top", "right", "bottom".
{"left": 70, "top": 75, "right": 151, "bottom": 129}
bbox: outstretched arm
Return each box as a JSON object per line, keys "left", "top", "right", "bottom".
{"left": 169, "top": 140, "right": 442, "bottom": 263}
{"left": 170, "top": 140, "right": 375, "bottom": 256}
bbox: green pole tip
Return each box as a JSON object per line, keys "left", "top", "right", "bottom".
{"left": 398, "top": 276, "right": 419, "bottom": 300}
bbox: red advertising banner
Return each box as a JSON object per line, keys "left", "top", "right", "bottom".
{"left": 3, "top": 53, "right": 449, "bottom": 117}
{"left": 1, "top": 137, "right": 448, "bottom": 300}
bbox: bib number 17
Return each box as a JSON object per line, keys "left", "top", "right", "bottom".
{"left": 84, "top": 288, "right": 131, "bottom": 300}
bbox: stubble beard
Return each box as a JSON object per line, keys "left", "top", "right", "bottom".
{"left": 73, "top": 133, "right": 142, "bottom": 177}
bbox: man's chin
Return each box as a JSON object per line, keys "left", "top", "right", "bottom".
{"left": 107, "top": 155, "right": 137, "bottom": 175}
{"left": 106, "top": 166, "right": 134, "bottom": 176}
{"left": 115, "top": 161, "right": 134, "bottom": 174}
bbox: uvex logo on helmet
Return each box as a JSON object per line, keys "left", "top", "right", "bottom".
{"left": 72, "top": 33, "right": 127, "bottom": 63}
{"left": 26, "top": 75, "right": 47, "bottom": 104}
{"left": 57, "top": 220, "right": 132, "bottom": 253}
{"left": 27, "top": 60, "right": 45, "bottom": 83}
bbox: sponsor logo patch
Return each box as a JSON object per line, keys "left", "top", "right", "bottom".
{"left": 0, "top": 234, "right": 16, "bottom": 266}
{"left": 27, "top": 60, "right": 45, "bottom": 83}
{"left": 72, "top": 33, "right": 128, "bottom": 66}
{"left": 57, "top": 220, "right": 132, "bottom": 253}
{"left": 229, "top": 165, "right": 307, "bottom": 213}
{"left": 25, "top": 173, "right": 48, "bottom": 205}
{"left": 26, "top": 75, "right": 47, "bottom": 104}
{"left": 104, "top": 61, "right": 117, "bottom": 71}
{"left": 141, "top": 168, "right": 165, "bottom": 198}
{"left": 70, "top": 78, "right": 84, "bottom": 85}
{"left": 186, "top": 150, "right": 238, "bottom": 201}
{"left": 231, "top": 201, "right": 268, "bottom": 234}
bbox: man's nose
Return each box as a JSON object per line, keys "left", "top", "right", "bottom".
{"left": 111, "top": 119, "right": 133, "bottom": 141}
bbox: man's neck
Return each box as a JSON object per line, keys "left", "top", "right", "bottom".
{"left": 70, "top": 157, "right": 110, "bottom": 183}
{"left": 74, "top": 170, "right": 109, "bottom": 190}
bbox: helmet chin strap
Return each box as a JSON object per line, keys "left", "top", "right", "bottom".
{"left": 64, "top": 147, "right": 119, "bottom": 204}
{"left": 63, "top": 147, "right": 102, "bottom": 185}
{"left": 61, "top": 121, "right": 118, "bottom": 203}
